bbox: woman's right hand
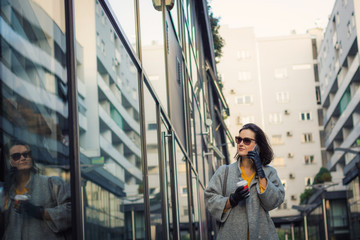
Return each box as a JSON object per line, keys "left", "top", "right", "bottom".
{"left": 229, "top": 185, "right": 250, "bottom": 207}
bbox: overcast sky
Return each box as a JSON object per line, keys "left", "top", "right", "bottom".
{"left": 210, "top": 0, "right": 336, "bottom": 37}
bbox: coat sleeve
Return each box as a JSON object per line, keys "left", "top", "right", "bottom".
{"left": 45, "top": 176, "right": 72, "bottom": 233}
{"left": 204, "top": 165, "right": 231, "bottom": 222}
{"left": 256, "top": 166, "right": 285, "bottom": 211}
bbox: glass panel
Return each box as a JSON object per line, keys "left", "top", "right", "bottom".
{"left": 169, "top": 0, "right": 179, "bottom": 42}
{"left": 198, "top": 185, "right": 208, "bottom": 240}
{"left": 161, "top": 119, "right": 172, "bottom": 239}
{"left": 191, "top": 47, "right": 199, "bottom": 96}
{"left": 175, "top": 141, "right": 190, "bottom": 239}
{"left": 107, "top": 0, "right": 137, "bottom": 52}
{"left": 0, "top": 0, "right": 72, "bottom": 238}
{"left": 189, "top": 83, "right": 196, "bottom": 170}
{"left": 140, "top": 1, "right": 167, "bottom": 113}
{"left": 144, "top": 84, "right": 163, "bottom": 239}
{"left": 191, "top": 173, "right": 200, "bottom": 239}
{"left": 194, "top": 98, "right": 204, "bottom": 183}
{"left": 74, "top": 0, "right": 144, "bottom": 239}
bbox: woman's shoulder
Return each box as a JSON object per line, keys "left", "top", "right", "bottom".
{"left": 263, "top": 164, "right": 279, "bottom": 174}
{"left": 35, "top": 174, "right": 65, "bottom": 185}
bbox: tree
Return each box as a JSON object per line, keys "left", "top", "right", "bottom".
{"left": 208, "top": 5, "right": 224, "bottom": 63}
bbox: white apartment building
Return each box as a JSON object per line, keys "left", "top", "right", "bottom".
{"left": 317, "top": 0, "right": 360, "bottom": 237}
{"left": 218, "top": 26, "right": 324, "bottom": 219}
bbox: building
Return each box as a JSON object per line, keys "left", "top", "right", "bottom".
{"left": 217, "top": 26, "right": 326, "bottom": 233}
{"left": 317, "top": 0, "right": 360, "bottom": 238}
{"left": 0, "top": 0, "right": 232, "bottom": 239}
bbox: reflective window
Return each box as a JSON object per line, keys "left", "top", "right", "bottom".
{"left": 108, "top": 0, "right": 137, "bottom": 52}
{"left": 175, "top": 141, "right": 190, "bottom": 239}
{"left": 144, "top": 84, "right": 164, "bottom": 239}
{"left": 192, "top": 173, "right": 200, "bottom": 239}
{"left": 194, "top": 99, "right": 204, "bottom": 182}
{"left": 75, "top": 0, "right": 144, "bottom": 239}
{"left": 140, "top": 1, "right": 167, "bottom": 113}
{"left": 169, "top": 0, "right": 180, "bottom": 41}
{"left": 161, "top": 119, "right": 172, "bottom": 239}
{"left": 0, "top": 0, "right": 72, "bottom": 238}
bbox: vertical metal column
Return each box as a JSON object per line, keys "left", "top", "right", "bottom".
{"left": 304, "top": 215, "right": 308, "bottom": 240}
{"left": 322, "top": 198, "right": 329, "bottom": 240}
{"left": 64, "top": 0, "right": 84, "bottom": 239}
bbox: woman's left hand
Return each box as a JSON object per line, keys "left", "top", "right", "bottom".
{"left": 247, "top": 151, "right": 265, "bottom": 178}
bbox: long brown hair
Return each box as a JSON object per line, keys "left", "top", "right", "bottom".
{"left": 235, "top": 123, "right": 273, "bottom": 165}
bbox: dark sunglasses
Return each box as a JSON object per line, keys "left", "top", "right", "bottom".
{"left": 235, "top": 136, "right": 255, "bottom": 145}
{"left": 10, "top": 151, "right": 31, "bottom": 161}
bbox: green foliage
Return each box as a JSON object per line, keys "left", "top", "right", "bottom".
{"left": 299, "top": 167, "right": 332, "bottom": 204}
{"left": 313, "top": 167, "right": 332, "bottom": 184}
{"left": 208, "top": 5, "right": 225, "bottom": 62}
{"left": 300, "top": 188, "right": 315, "bottom": 204}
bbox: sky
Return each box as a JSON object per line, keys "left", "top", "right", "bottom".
{"left": 210, "top": 0, "right": 336, "bottom": 37}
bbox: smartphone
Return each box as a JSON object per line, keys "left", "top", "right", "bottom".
{"left": 253, "top": 144, "right": 259, "bottom": 153}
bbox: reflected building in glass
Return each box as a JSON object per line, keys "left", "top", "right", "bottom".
{"left": 0, "top": 0, "right": 232, "bottom": 239}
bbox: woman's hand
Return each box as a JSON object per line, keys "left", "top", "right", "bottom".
{"left": 247, "top": 151, "right": 265, "bottom": 178}
{"left": 229, "top": 185, "right": 250, "bottom": 207}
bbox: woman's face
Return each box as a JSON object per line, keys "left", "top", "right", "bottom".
{"left": 9, "top": 145, "right": 33, "bottom": 171}
{"left": 236, "top": 129, "right": 257, "bottom": 156}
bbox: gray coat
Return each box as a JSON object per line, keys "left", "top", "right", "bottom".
{"left": 3, "top": 173, "right": 71, "bottom": 240}
{"left": 205, "top": 161, "right": 285, "bottom": 240}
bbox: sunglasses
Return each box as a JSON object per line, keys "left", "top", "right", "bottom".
{"left": 235, "top": 136, "right": 255, "bottom": 145}
{"left": 10, "top": 151, "right": 31, "bottom": 161}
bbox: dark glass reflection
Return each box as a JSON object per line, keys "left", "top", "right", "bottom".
{"left": 75, "top": 0, "right": 144, "bottom": 239}
{"left": 0, "top": 0, "right": 72, "bottom": 239}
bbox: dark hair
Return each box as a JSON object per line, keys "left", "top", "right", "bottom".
{"left": 235, "top": 123, "right": 273, "bottom": 165}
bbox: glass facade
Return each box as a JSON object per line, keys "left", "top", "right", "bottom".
{"left": 0, "top": 0, "right": 231, "bottom": 239}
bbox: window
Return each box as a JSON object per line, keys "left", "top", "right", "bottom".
{"left": 273, "top": 157, "right": 285, "bottom": 167}
{"left": 276, "top": 91, "right": 290, "bottom": 103}
{"left": 305, "top": 155, "right": 314, "bottom": 165}
{"left": 281, "top": 180, "right": 287, "bottom": 190}
{"left": 302, "top": 133, "right": 313, "bottom": 143}
{"left": 347, "top": 21, "right": 352, "bottom": 37}
{"left": 238, "top": 71, "right": 252, "bottom": 81}
{"left": 300, "top": 112, "right": 311, "bottom": 121}
{"left": 181, "top": 186, "right": 187, "bottom": 196}
{"left": 305, "top": 177, "right": 313, "bottom": 186}
{"left": 236, "top": 95, "right": 253, "bottom": 104}
{"left": 237, "top": 115, "right": 254, "bottom": 125}
{"left": 271, "top": 135, "right": 283, "bottom": 145}
{"left": 292, "top": 64, "right": 311, "bottom": 70}
{"left": 237, "top": 50, "right": 251, "bottom": 60}
{"left": 274, "top": 68, "right": 288, "bottom": 79}
{"left": 335, "top": 12, "right": 340, "bottom": 25}
{"left": 269, "top": 113, "right": 282, "bottom": 124}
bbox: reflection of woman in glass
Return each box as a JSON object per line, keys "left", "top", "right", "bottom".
{"left": 205, "top": 123, "right": 285, "bottom": 239}
{"left": 2, "top": 141, "right": 71, "bottom": 239}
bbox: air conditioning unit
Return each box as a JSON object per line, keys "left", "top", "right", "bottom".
{"left": 288, "top": 153, "right": 294, "bottom": 158}
{"left": 286, "top": 131, "right": 293, "bottom": 137}
{"left": 284, "top": 110, "right": 290, "bottom": 115}
{"left": 291, "top": 195, "right": 297, "bottom": 201}
{"left": 289, "top": 173, "right": 295, "bottom": 179}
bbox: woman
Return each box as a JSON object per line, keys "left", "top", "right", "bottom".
{"left": 205, "top": 123, "right": 285, "bottom": 240}
{"left": 2, "top": 141, "right": 71, "bottom": 239}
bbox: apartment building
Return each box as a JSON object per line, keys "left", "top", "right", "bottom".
{"left": 318, "top": 0, "right": 360, "bottom": 238}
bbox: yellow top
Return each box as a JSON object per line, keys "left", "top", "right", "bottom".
{"left": 4, "top": 187, "right": 28, "bottom": 210}
{"left": 240, "top": 166, "right": 266, "bottom": 193}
